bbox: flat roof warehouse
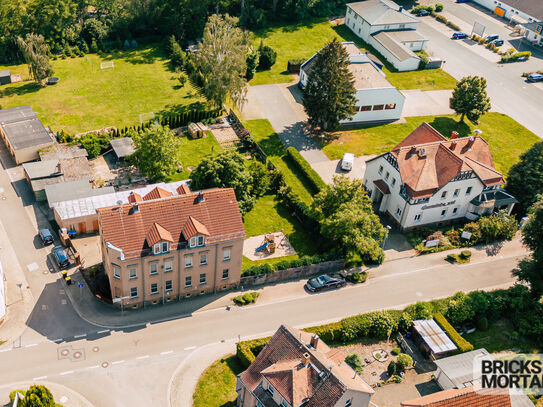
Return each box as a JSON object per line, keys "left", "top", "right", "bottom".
{"left": 0, "top": 105, "right": 53, "bottom": 151}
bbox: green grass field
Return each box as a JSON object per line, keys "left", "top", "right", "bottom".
{"left": 251, "top": 20, "right": 456, "bottom": 90}
{"left": 463, "top": 319, "right": 540, "bottom": 353}
{"left": 0, "top": 46, "right": 204, "bottom": 134}
{"left": 322, "top": 113, "right": 540, "bottom": 176}
{"left": 193, "top": 355, "right": 243, "bottom": 407}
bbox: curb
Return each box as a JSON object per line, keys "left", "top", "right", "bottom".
{"left": 0, "top": 380, "right": 95, "bottom": 407}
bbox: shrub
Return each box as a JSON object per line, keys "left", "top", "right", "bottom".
{"left": 434, "top": 3, "right": 444, "bottom": 12}
{"left": 340, "top": 314, "right": 372, "bottom": 341}
{"left": 410, "top": 301, "right": 434, "bottom": 320}
{"left": 90, "top": 39, "right": 99, "bottom": 53}
{"left": 446, "top": 292, "right": 475, "bottom": 324}
{"left": 477, "top": 316, "right": 489, "bottom": 331}
{"left": 391, "top": 347, "right": 401, "bottom": 356}
{"left": 397, "top": 312, "right": 413, "bottom": 334}
{"left": 434, "top": 312, "right": 474, "bottom": 353}
{"left": 258, "top": 44, "right": 277, "bottom": 70}
{"left": 287, "top": 58, "right": 306, "bottom": 73}
{"left": 460, "top": 250, "right": 472, "bottom": 259}
{"left": 236, "top": 337, "right": 271, "bottom": 368}
{"left": 435, "top": 14, "right": 447, "bottom": 24}
{"left": 387, "top": 360, "right": 397, "bottom": 376}
{"left": 346, "top": 271, "right": 368, "bottom": 284}
{"left": 9, "top": 390, "right": 26, "bottom": 403}
{"left": 370, "top": 311, "right": 396, "bottom": 338}
{"left": 501, "top": 51, "right": 531, "bottom": 63}
{"left": 345, "top": 353, "right": 364, "bottom": 374}
{"left": 397, "top": 353, "right": 413, "bottom": 369}
{"left": 242, "top": 263, "right": 275, "bottom": 276}
{"left": 286, "top": 147, "right": 326, "bottom": 193}
{"left": 446, "top": 21, "right": 461, "bottom": 30}
{"left": 304, "top": 321, "right": 343, "bottom": 343}
{"left": 477, "top": 211, "right": 517, "bottom": 243}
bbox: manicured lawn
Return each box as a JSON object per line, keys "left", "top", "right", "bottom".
{"left": 0, "top": 45, "right": 204, "bottom": 134}
{"left": 463, "top": 319, "right": 540, "bottom": 353}
{"left": 193, "top": 354, "right": 243, "bottom": 407}
{"left": 243, "top": 119, "right": 314, "bottom": 204}
{"left": 250, "top": 20, "right": 456, "bottom": 90}
{"left": 322, "top": 113, "right": 540, "bottom": 176}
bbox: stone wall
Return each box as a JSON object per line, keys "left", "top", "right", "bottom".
{"left": 240, "top": 260, "right": 345, "bottom": 287}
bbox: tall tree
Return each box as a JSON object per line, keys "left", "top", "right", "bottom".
{"left": 193, "top": 14, "right": 251, "bottom": 108}
{"left": 131, "top": 124, "right": 182, "bottom": 181}
{"left": 449, "top": 75, "right": 491, "bottom": 123}
{"left": 506, "top": 141, "right": 543, "bottom": 216}
{"left": 302, "top": 38, "right": 356, "bottom": 132}
{"left": 513, "top": 195, "right": 543, "bottom": 299}
{"left": 17, "top": 33, "right": 53, "bottom": 85}
{"left": 19, "top": 384, "right": 56, "bottom": 407}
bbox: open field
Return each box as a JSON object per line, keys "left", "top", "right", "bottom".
{"left": 0, "top": 45, "right": 204, "bottom": 134}
{"left": 322, "top": 113, "right": 540, "bottom": 176}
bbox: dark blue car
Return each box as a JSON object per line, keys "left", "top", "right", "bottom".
{"left": 52, "top": 245, "right": 70, "bottom": 269}
{"left": 39, "top": 228, "right": 54, "bottom": 245}
{"left": 452, "top": 32, "right": 468, "bottom": 39}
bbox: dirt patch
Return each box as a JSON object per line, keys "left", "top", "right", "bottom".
{"left": 81, "top": 264, "right": 112, "bottom": 303}
{"left": 89, "top": 151, "right": 147, "bottom": 188}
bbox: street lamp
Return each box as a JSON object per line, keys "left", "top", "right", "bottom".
{"left": 382, "top": 225, "right": 392, "bottom": 250}
{"left": 112, "top": 295, "right": 131, "bottom": 314}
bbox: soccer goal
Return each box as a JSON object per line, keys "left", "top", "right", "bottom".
{"left": 139, "top": 112, "right": 155, "bottom": 124}
{"left": 100, "top": 61, "right": 114, "bottom": 70}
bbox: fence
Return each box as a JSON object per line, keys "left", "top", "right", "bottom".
{"left": 240, "top": 259, "right": 344, "bottom": 287}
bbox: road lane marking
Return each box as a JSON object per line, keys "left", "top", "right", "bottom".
{"left": 160, "top": 350, "right": 174, "bottom": 355}
{"left": 60, "top": 370, "right": 74, "bottom": 375}
{"left": 88, "top": 365, "right": 99, "bottom": 369}
{"left": 184, "top": 346, "right": 197, "bottom": 351}
{"left": 74, "top": 334, "right": 87, "bottom": 339}
{"left": 52, "top": 338, "right": 63, "bottom": 343}
{"left": 33, "top": 376, "right": 47, "bottom": 380}
{"left": 0, "top": 348, "right": 12, "bottom": 352}
{"left": 136, "top": 355, "right": 149, "bottom": 360}
{"left": 24, "top": 343, "right": 37, "bottom": 348}
{"left": 97, "top": 329, "right": 110, "bottom": 334}
{"left": 112, "top": 360, "right": 125, "bottom": 365}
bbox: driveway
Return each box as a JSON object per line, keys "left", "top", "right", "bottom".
{"left": 401, "top": 90, "right": 454, "bottom": 117}
{"left": 311, "top": 155, "right": 373, "bottom": 184}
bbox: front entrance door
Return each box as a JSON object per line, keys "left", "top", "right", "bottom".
{"left": 79, "top": 222, "right": 86, "bottom": 234}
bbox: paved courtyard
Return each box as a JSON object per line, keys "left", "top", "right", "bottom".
{"left": 401, "top": 90, "right": 454, "bottom": 118}
{"left": 311, "top": 155, "right": 373, "bottom": 184}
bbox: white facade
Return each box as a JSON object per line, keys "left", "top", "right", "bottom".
{"left": 0, "top": 259, "right": 5, "bottom": 324}
{"left": 364, "top": 154, "right": 488, "bottom": 230}
{"left": 470, "top": 0, "right": 540, "bottom": 22}
{"left": 345, "top": 87, "right": 404, "bottom": 123}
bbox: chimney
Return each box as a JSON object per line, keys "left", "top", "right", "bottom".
{"left": 449, "top": 140, "right": 457, "bottom": 150}
{"left": 467, "top": 136, "right": 475, "bottom": 150}
{"left": 418, "top": 148, "right": 426, "bottom": 158}
{"left": 399, "top": 5, "right": 403, "bottom": 12}
{"left": 131, "top": 202, "right": 139, "bottom": 213}
{"left": 302, "top": 352, "right": 310, "bottom": 366}
{"left": 450, "top": 131, "right": 459, "bottom": 140}
{"left": 310, "top": 334, "right": 319, "bottom": 349}
{"left": 197, "top": 191, "right": 205, "bottom": 203}
{"left": 56, "top": 162, "right": 62, "bottom": 174}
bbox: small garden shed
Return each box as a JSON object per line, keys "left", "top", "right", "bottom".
{"left": 411, "top": 319, "right": 457, "bottom": 360}
{"left": 0, "top": 70, "right": 10, "bottom": 85}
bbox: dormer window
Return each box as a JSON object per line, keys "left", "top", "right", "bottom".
{"left": 154, "top": 241, "right": 170, "bottom": 254}
{"left": 189, "top": 235, "right": 205, "bottom": 248}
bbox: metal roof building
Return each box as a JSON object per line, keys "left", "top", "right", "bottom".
{"left": 110, "top": 137, "right": 136, "bottom": 159}
{"left": 412, "top": 319, "right": 457, "bottom": 359}
{"left": 45, "top": 180, "right": 114, "bottom": 208}
{"left": 0, "top": 70, "right": 10, "bottom": 85}
{"left": 0, "top": 105, "right": 54, "bottom": 164}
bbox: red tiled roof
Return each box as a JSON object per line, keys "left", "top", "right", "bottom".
{"left": 182, "top": 216, "right": 210, "bottom": 239}
{"left": 128, "top": 192, "right": 142, "bottom": 203}
{"left": 177, "top": 184, "right": 191, "bottom": 195}
{"left": 143, "top": 186, "right": 173, "bottom": 201}
{"left": 394, "top": 122, "right": 447, "bottom": 149}
{"left": 401, "top": 386, "right": 511, "bottom": 407}
{"left": 146, "top": 222, "right": 174, "bottom": 246}
{"left": 97, "top": 188, "right": 245, "bottom": 259}
{"left": 238, "top": 325, "right": 374, "bottom": 407}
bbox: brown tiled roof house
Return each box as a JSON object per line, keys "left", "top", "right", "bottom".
{"left": 236, "top": 325, "right": 374, "bottom": 407}
{"left": 401, "top": 386, "right": 511, "bottom": 407}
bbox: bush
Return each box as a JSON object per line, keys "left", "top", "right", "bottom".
{"left": 258, "top": 44, "right": 277, "bottom": 70}
{"left": 169, "top": 36, "right": 186, "bottom": 69}
{"left": 477, "top": 316, "right": 489, "bottom": 331}
{"left": 304, "top": 321, "right": 343, "bottom": 343}
{"left": 236, "top": 337, "right": 271, "bottom": 368}
{"left": 446, "top": 292, "right": 475, "bottom": 324}
{"left": 345, "top": 353, "right": 364, "bottom": 374}
{"left": 9, "top": 390, "right": 26, "bottom": 403}
{"left": 370, "top": 311, "right": 396, "bottom": 338}
{"left": 434, "top": 312, "right": 474, "bottom": 353}
{"left": 397, "top": 353, "right": 413, "bottom": 369}
{"left": 397, "top": 312, "right": 413, "bottom": 334}
{"left": 287, "top": 58, "right": 306, "bottom": 73}
{"left": 435, "top": 3, "right": 444, "bottom": 12}
{"left": 387, "top": 360, "right": 397, "bottom": 376}
{"left": 435, "top": 14, "right": 447, "bottom": 24}
{"left": 446, "top": 21, "right": 461, "bottom": 30}
{"left": 346, "top": 271, "right": 367, "bottom": 284}
{"left": 286, "top": 147, "right": 326, "bottom": 193}
{"left": 460, "top": 250, "right": 472, "bottom": 259}
{"left": 501, "top": 51, "right": 531, "bottom": 63}
{"left": 391, "top": 347, "right": 401, "bottom": 356}
{"left": 242, "top": 263, "right": 275, "bottom": 276}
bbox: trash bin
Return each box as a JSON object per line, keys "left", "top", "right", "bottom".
{"left": 66, "top": 276, "right": 72, "bottom": 285}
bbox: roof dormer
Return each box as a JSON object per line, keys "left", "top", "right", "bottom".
{"left": 146, "top": 222, "right": 173, "bottom": 254}
{"left": 182, "top": 216, "right": 210, "bottom": 248}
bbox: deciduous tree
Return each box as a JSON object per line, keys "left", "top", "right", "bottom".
{"left": 449, "top": 75, "right": 491, "bottom": 123}
{"left": 302, "top": 39, "right": 356, "bottom": 132}
{"left": 17, "top": 33, "right": 53, "bottom": 85}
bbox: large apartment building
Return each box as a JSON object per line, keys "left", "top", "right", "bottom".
{"left": 97, "top": 187, "right": 246, "bottom": 308}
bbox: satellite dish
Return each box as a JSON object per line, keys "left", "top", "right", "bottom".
{"left": 473, "top": 129, "right": 483, "bottom": 135}
{"left": 116, "top": 200, "right": 123, "bottom": 205}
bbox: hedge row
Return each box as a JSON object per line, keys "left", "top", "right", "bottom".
{"left": 434, "top": 312, "right": 474, "bottom": 353}
{"left": 242, "top": 252, "right": 343, "bottom": 276}
{"left": 232, "top": 292, "right": 260, "bottom": 306}
{"left": 286, "top": 147, "right": 326, "bottom": 193}
{"left": 236, "top": 337, "right": 271, "bottom": 368}
{"left": 431, "top": 11, "right": 460, "bottom": 30}
{"left": 501, "top": 51, "right": 531, "bottom": 63}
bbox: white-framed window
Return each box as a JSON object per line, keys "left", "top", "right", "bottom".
{"left": 189, "top": 235, "right": 206, "bottom": 248}
{"left": 399, "top": 23, "right": 405, "bottom": 28}
{"left": 378, "top": 165, "right": 383, "bottom": 174}
{"left": 162, "top": 242, "right": 170, "bottom": 253}
{"left": 267, "top": 386, "right": 274, "bottom": 396}
{"left": 130, "top": 287, "right": 138, "bottom": 298}
{"left": 150, "top": 283, "right": 158, "bottom": 294}
{"left": 200, "top": 273, "right": 206, "bottom": 285}
{"left": 346, "top": 17, "right": 350, "bottom": 25}
{"left": 222, "top": 269, "right": 229, "bottom": 280}
{"left": 384, "top": 24, "right": 390, "bottom": 29}
{"left": 385, "top": 171, "right": 390, "bottom": 180}
{"left": 113, "top": 267, "right": 120, "bottom": 279}
{"left": 185, "top": 276, "right": 192, "bottom": 288}
{"left": 441, "top": 209, "right": 447, "bottom": 217}
{"left": 154, "top": 244, "right": 160, "bottom": 255}
{"left": 198, "top": 235, "right": 205, "bottom": 246}
{"left": 165, "top": 261, "right": 172, "bottom": 273}
{"left": 200, "top": 253, "right": 207, "bottom": 265}
{"left": 189, "top": 237, "right": 196, "bottom": 247}
{"left": 466, "top": 186, "right": 472, "bottom": 195}
{"left": 129, "top": 268, "right": 137, "bottom": 279}
{"left": 257, "top": 402, "right": 264, "bottom": 407}
{"left": 396, "top": 207, "right": 402, "bottom": 217}
{"left": 441, "top": 191, "right": 447, "bottom": 199}
{"left": 453, "top": 188, "right": 460, "bottom": 197}
{"left": 185, "top": 255, "right": 193, "bottom": 268}
{"left": 223, "top": 248, "right": 231, "bottom": 261}
{"left": 165, "top": 280, "right": 173, "bottom": 291}
{"left": 345, "top": 399, "right": 352, "bottom": 407}
{"left": 281, "top": 399, "right": 289, "bottom": 407}
{"left": 150, "top": 263, "right": 158, "bottom": 275}
{"left": 414, "top": 213, "right": 421, "bottom": 222}
{"left": 452, "top": 207, "right": 458, "bottom": 215}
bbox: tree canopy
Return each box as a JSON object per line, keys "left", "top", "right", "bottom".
{"left": 449, "top": 76, "right": 491, "bottom": 123}
{"left": 17, "top": 33, "right": 53, "bottom": 84}
{"left": 193, "top": 14, "right": 251, "bottom": 108}
{"left": 302, "top": 38, "right": 356, "bottom": 132}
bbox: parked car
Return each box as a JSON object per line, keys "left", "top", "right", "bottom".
{"left": 491, "top": 39, "right": 504, "bottom": 46}
{"left": 341, "top": 153, "right": 354, "bottom": 171}
{"left": 451, "top": 32, "right": 468, "bottom": 40}
{"left": 456, "top": 0, "right": 470, "bottom": 3}
{"left": 52, "top": 245, "right": 70, "bottom": 269}
{"left": 527, "top": 73, "right": 543, "bottom": 82}
{"left": 416, "top": 9, "right": 431, "bottom": 16}
{"left": 305, "top": 273, "right": 346, "bottom": 292}
{"left": 485, "top": 34, "right": 499, "bottom": 43}
{"left": 39, "top": 228, "right": 54, "bottom": 245}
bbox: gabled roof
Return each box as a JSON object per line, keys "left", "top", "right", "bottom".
{"left": 146, "top": 222, "right": 174, "bottom": 246}
{"left": 394, "top": 122, "right": 447, "bottom": 149}
{"left": 182, "top": 216, "right": 210, "bottom": 239}
{"left": 177, "top": 184, "right": 191, "bottom": 195}
{"left": 497, "top": 0, "right": 543, "bottom": 21}
{"left": 128, "top": 192, "right": 142, "bottom": 203}
{"left": 347, "top": 0, "right": 418, "bottom": 25}
{"left": 143, "top": 186, "right": 173, "bottom": 201}
{"left": 401, "top": 386, "right": 511, "bottom": 407}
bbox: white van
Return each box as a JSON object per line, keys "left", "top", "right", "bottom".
{"left": 341, "top": 153, "right": 354, "bottom": 171}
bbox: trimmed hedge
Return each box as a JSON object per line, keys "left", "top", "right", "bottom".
{"left": 287, "top": 58, "right": 306, "bottom": 73}
{"left": 434, "top": 312, "right": 474, "bottom": 353}
{"left": 232, "top": 291, "right": 260, "bottom": 306}
{"left": 242, "top": 252, "right": 343, "bottom": 276}
{"left": 236, "top": 337, "right": 271, "bottom": 368}
{"left": 286, "top": 147, "right": 326, "bottom": 193}
{"left": 346, "top": 271, "right": 368, "bottom": 284}
{"left": 501, "top": 51, "right": 531, "bottom": 63}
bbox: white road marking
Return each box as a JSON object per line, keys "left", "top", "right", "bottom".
{"left": 74, "top": 334, "right": 87, "bottom": 339}
{"left": 27, "top": 263, "right": 38, "bottom": 272}
{"left": 60, "top": 370, "right": 75, "bottom": 375}
{"left": 0, "top": 348, "right": 12, "bottom": 353}
{"left": 184, "top": 346, "right": 197, "bottom": 351}
{"left": 160, "top": 350, "right": 174, "bottom": 355}
{"left": 24, "top": 343, "right": 38, "bottom": 348}
{"left": 33, "top": 376, "right": 47, "bottom": 380}
{"left": 87, "top": 365, "right": 99, "bottom": 369}
{"left": 97, "top": 329, "right": 110, "bottom": 334}
{"left": 52, "top": 338, "right": 63, "bottom": 343}
{"left": 112, "top": 360, "right": 125, "bottom": 365}
{"left": 136, "top": 355, "right": 149, "bottom": 360}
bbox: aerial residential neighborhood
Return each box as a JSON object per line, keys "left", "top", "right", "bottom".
{"left": 1, "top": 0, "right": 543, "bottom": 406}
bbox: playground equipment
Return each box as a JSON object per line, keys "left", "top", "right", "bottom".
{"left": 255, "top": 234, "right": 276, "bottom": 254}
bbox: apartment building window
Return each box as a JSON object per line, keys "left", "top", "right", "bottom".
{"left": 392, "top": 178, "right": 396, "bottom": 186}
{"left": 222, "top": 269, "right": 229, "bottom": 280}
{"left": 358, "top": 27, "right": 361, "bottom": 33}
{"left": 162, "top": 242, "right": 170, "bottom": 253}
{"left": 385, "top": 171, "right": 390, "bottom": 180}
{"left": 153, "top": 241, "right": 170, "bottom": 255}
{"left": 453, "top": 188, "right": 460, "bottom": 197}
{"left": 257, "top": 402, "right": 264, "bottom": 407}
{"left": 373, "top": 104, "right": 384, "bottom": 111}
{"left": 441, "top": 209, "right": 447, "bottom": 217}
{"left": 385, "top": 103, "right": 396, "bottom": 110}
{"left": 441, "top": 191, "right": 447, "bottom": 199}
{"left": 384, "top": 25, "right": 390, "bottom": 30}
{"left": 452, "top": 207, "right": 458, "bottom": 215}
{"left": 200, "top": 273, "right": 207, "bottom": 285}
{"left": 466, "top": 186, "right": 472, "bottom": 195}
{"left": 185, "top": 255, "right": 193, "bottom": 268}
{"left": 129, "top": 268, "right": 137, "bottom": 279}
{"left": 345, "top": 399, "right": 353, "bottom": 407}
{"left": 223, "top": 248, "right": 231, "bottom": 261}
{"left": 346, "top": 18, "right": 350, "bottom": 25}
{"left": 198, "top": 236, "right": 205, "bottom": 246}
{"left": 267, "top": 386, "right": 274, "bottom": 397}
{"left": 185, "top": 276, "right": 192, "bottom": 288}
{"left": 378, "top": 165, "right": 383, "bottom": 174}
{"left": 281, "top": 399, "right": 289, "bottom": 407}
{"left": 165, "top": 280, "right": 173, "bottom": 291}
{"left": 164, "top": 261, "right": 172, "bottom": 273}
{"left": 360, "top": 105, "right": 372, "bottom": 111}
{"left": 113, "top": 267, "right": 120, "bottom": 279}
{"left": 130, "top": 287, "right": 138, "bottom": 298}
{"left": 151, "top": 283, "right": 158, "bottom": 295}
{"left": 150, "top": 263, "right": 158, "bottom": 275}
{"left": 396, "top": 207, "right": 402, "bottom": 217}
{"left": 200, "top": 253, "right": 208, "bottom": 265}
{"left": 414, "top": 213, "right": 421, "bottom": 222}
{"left": 399, "top": 24, "right": 405, "bottom": 28}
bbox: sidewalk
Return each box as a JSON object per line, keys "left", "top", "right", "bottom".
{"left": 0, "top": 380, "right": 95, "bottom": 407}
{"left": 62, "top": 236, "right": 528, "bottom": 331}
